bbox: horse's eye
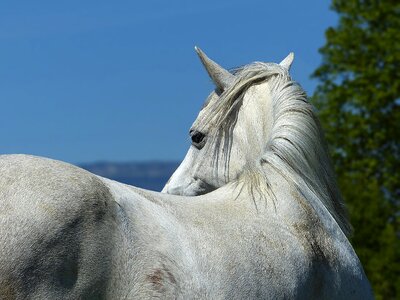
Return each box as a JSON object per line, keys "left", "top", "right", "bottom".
{"left": 190, "top": 130, "right": 206, "bottom": 149}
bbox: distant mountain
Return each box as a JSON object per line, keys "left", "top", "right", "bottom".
{"left": 80, "top": 161, "right": 180, "bottom": 192}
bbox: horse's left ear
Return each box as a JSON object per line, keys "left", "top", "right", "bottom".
{"left": 195, "top": 46, "right": 236, "bottom": 91}
{"left": 279, "top": 52, "right": 294, "bottom": 70}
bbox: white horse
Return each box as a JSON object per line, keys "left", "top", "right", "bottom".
{"left": 0, "top": 48, "right": 372, "bottom": 299}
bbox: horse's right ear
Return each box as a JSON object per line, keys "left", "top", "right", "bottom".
{"left": 279, "top": 52, "right": 294, "bottom": 70}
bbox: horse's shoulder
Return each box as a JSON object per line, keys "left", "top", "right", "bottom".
{"left": 283, "top": 187, "right": 371, "bottom": 298}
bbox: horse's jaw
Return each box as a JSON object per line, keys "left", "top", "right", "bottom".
{"left": 162, "top": 177, "right": 215, "bottom": 196}
{"left": 162, "top": 149, "right": 217, "bottom": 196}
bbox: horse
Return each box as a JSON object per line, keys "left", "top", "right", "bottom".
{"left": 0, "top": 48, "right": 373, "bottom": 299}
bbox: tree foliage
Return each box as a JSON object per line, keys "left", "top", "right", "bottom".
{"left": 312, "top": 0, "right": 400, "bottom": 298}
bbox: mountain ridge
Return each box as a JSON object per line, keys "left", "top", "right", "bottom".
{"left": 80, "top": 161, "right": 179, "bottom": 192}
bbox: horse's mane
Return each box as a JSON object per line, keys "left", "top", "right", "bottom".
{"left": 197, "top": 62, "right": 352, "bottom": 237}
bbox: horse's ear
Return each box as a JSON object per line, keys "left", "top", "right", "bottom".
{"left": 279, "top": 52, "right": 294, "bottom": 70}
{"left": 195, "top": 46, "right": 235, "bottom": 91}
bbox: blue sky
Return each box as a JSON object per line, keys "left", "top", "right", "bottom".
{"left": 0, "top": 1, "right": 337, "bottom": 164}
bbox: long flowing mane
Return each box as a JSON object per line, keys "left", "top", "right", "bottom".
{"left": 196, "top": 62, "right": 352, "bottom": 237}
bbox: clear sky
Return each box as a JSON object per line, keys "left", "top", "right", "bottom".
{"left": 0, "top": 0, "right": 337, "bottom": 164}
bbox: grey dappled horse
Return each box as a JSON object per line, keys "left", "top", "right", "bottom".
{"left": 0, "top": 48, "right": 373, "bottom": 299}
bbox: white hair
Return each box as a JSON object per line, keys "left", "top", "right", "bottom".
{"left": 197, "top": 62, "right": 352, "bottom": 237}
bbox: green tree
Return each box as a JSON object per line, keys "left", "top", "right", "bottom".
{"left": 311, "top": 1, "right": 400, "bottom": 298}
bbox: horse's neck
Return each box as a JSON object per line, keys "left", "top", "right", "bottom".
{"left": 235, "top": 82, "right": 274, "bottom": 160}
{"left": 234, "top": 165, "right": 345, "bottom": 239}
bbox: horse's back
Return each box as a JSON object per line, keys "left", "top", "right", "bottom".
{"left": 0, "top": 155, "right": 373, "bottom": 299}
{"left": 0, "top": 154, "right": 116, "bottom": 299}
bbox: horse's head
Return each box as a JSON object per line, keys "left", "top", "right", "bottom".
{"left": 162, "top": 48, "right": 294, "bottom": 196}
